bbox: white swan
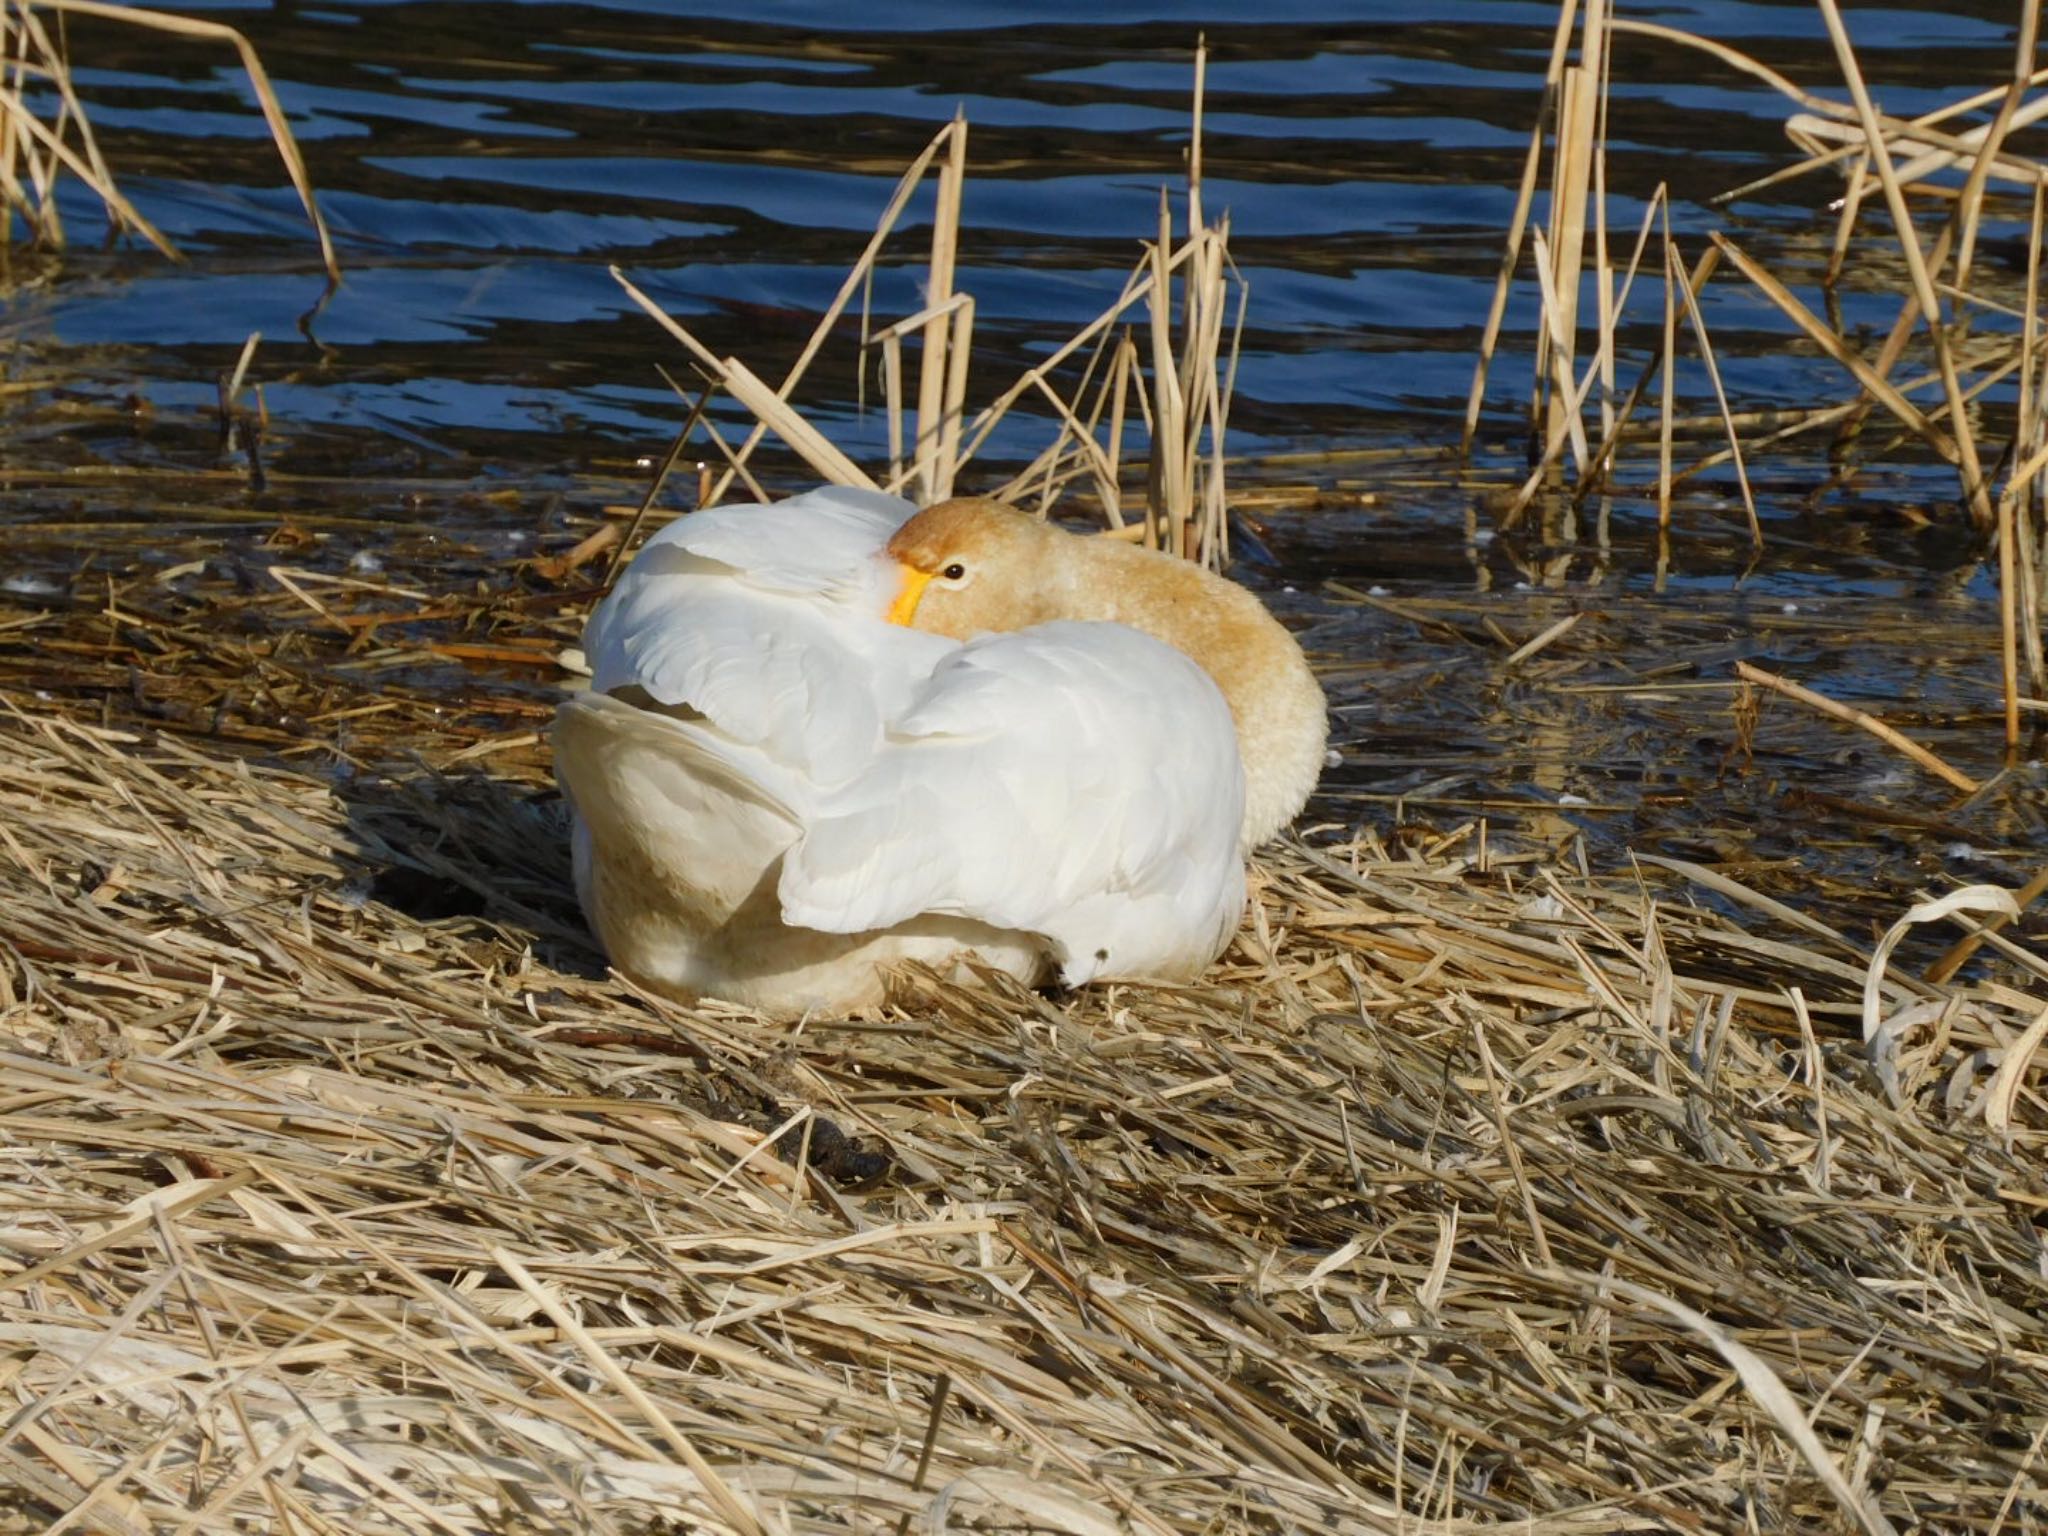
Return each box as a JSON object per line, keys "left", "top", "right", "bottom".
{"left": 552, "top": 486, "right": 1325, "bottom": 1015}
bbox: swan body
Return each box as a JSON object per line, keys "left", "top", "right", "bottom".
{"left": 552, "top": 486, "right": 1324, "bottom": 1015}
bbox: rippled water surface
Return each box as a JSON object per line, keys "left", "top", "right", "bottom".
{"left": 17, "top": 0, "right": 2024, "bottom": 467}
{"left": 11, "top": 0, "right": 2048, "bottom": 920}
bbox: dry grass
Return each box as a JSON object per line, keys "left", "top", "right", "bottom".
{"left": 9, "top": 16, "right": 2048, "bottom": 1532}
{"left": 5, "top": 496, "right": 2048, "bottom": 1533}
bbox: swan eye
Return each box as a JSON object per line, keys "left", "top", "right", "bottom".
{"left": 941, "top": 562, "right": 967, "bottom": 582}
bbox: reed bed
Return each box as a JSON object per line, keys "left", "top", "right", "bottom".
{"left": 1473, "top": 0, "right": 2048, "bottom": 769}
{"left": 5, "top": 495, "right": 2048, "bottom": 1533}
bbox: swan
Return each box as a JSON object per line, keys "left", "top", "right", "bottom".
{"left": 551, "top": 486, "right": 1326, "bottom": 1015}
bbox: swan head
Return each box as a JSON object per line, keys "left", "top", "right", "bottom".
{"left": 883, "top": 496, "right": 1053, "bottom": 637}
{"left": 884, "top": 495, "right": 1328, "bottom": 849}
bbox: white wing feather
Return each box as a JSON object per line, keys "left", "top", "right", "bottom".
{"left": 584, "top": 487, "right": 949, "bottom": 776}
{"left": 777, "top": 621, "right": 1246, "bottom": 983}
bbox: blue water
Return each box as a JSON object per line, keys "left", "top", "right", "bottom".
{"left": 13, "top": 0, "right": 2026, "bottom": 488}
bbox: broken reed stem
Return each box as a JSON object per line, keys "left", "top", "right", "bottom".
{"left": 1734, "top": 660, "right": 1980, "bottom": 794}
{"left": 913, "top": 111, "right": 968, "bottom": 505}
{"left": 1669, "top": 237, "right": 1759, "bottom": 548}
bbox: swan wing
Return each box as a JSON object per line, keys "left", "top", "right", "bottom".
{"left": 582, "top": 487, "right": 948, "bottom": 775}
{"left": 777, "top": 620, "right": 1247, "bottom": 980}
{"left": 636, "top": 485, "right": 918, "bottom": 598}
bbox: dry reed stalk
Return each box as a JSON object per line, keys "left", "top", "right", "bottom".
{"left": 1613, "top": 19, "right": 1844, "bottom": 118}
{"left": 1813, "top": 0, "right": 1993, "bottom": 532}
{"left": 1461, "top": 0, "right": 1583, "bottom": 458}
{"left": 1787, "top": 107, "right": 2048, "bottom": 200}
{"left": 912, "top": 111, "right": 967, "bottom": 505}
{"left": 1667, "top": 236, "right": 1758, "bottom": 546}
{"left": 1709, "top": 233, "right": 1962, "bottom": 470}
{"left": 1658, "top": 224, "right": 1677, "bottom": 525}
{"left": 1542, "top": 178, "right": 1667, "bottom": 500}
{"left": 7, "top": 4, "right": 111, "bottom": 228}
{"left": 1528, "top": 187, "right": 1669, "bottom": 505}
{"left": 611, "top": 273, "right": 881, "bottom": 492}
{"left": 1497, "top": 234, "right": 1618, "bottom": 529}
{"left": 882, "top": 325, "right": 906, "bottom": 485}
{"left": 1146, "top": 191, "right": 1186, "bottom": 553}
{"left": 1734, "top": 660, "right": 1980, "bottom": 794}
{"left": 1577, "top": 11, "right": 2048, "bottom": 563}
{"left": 1998, "top": 187, "right": 2044, "bottom": 750}
{"left": 1952, "top": 1, "right": 2043, "bottom": 298}
{"left": 1926, "top": 863, "right": 2048, "bottom": 986}
{"left": 994, "top": 323, "right": 1142, "bottom": 519}
{"left": 1537, "top": 216, "right": 1711, "bottom": 518}
{"left": 1103, "top": 333, "right": 1137, "bottom": 520}
{"left": 1142, "top": 194, "right": 1236, "bottom": 567}
{"left": 25, "top": 0, "right": 337, "bottom": 282}
{"left": 1540, "top": 54, "right": 1598, "bottom": 476}
{"left": 681, "top": 122, "right": 957, "bottom": 506}
{"left": 958, "top": 244, "right": 1212, "bottom": 524}
{"left": 1525, "top": 226, "right": 1592, "bottom": 475}
{"left": 0, "top": 4, "right": 168, "bottom": 260}
{"left": 599, "top": 384, "right": 714, "bottom": 586}
{"left": 2025, "top": 208, "right": 2048, "bottom": 699}
{"left": 1822, "top": 153, "right": 1869, "bottom": 292}
{"left": 608, "top": 57, "right": 1237, "bottom": 565}
{"left": 1588, "top": 1, "right": 1616, "bottom": 449}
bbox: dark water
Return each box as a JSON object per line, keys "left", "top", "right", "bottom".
{"left": 10, "top": 0, "right": 2048, "bottom": 926}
